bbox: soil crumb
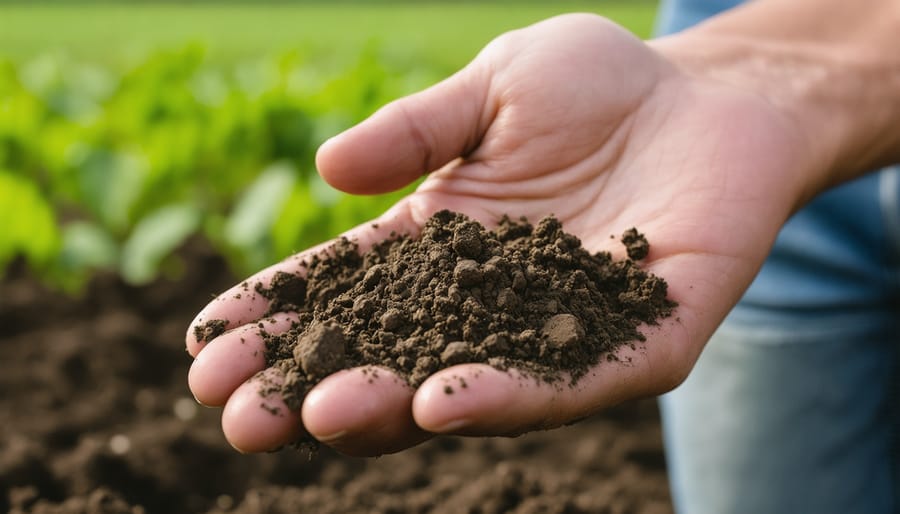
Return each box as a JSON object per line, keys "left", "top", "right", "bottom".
{"left": 621, "top": 228, "right": 650, "bottom": 261}
{"left": 259, "top": 210, "right": 675, "bottom": 416}
{"left": 193, "top": 319, "right": 227, "bottom": 344}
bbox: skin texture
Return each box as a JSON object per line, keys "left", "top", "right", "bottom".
{"left": 186, "top": 5, "right": 900, "bottom": 456}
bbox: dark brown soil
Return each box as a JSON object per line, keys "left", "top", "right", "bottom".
{"left": 1, "top": 241, "right": 673, "bottom": 514}
{"left": 259, "top": 211, "right": 674, "bottom": 414}
{"left": 621, "top": 228, "right": 650, "bottom": 261}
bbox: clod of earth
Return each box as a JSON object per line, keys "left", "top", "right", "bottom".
{"left": 293, "top": 323, "right": 346, "bottom": 376}
{"left": 542, "top": 314, "right": 585, "bottom": 349}
{"left": 256, "top": 210, "right": 676, "bottom": 432}
{"left": 194, "top": 319, "right": 227, "bottom": 344}
{"left": 621, "top": 227, "right": 650, "bottom": 261}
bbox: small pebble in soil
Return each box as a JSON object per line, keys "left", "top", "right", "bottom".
{"left": 109, "top": 434, "right": 131, "bottom": 455}
{"left": 173, "top": 397, "right": 198, "bottom": 421}
{"left": 542, "top": 314, "right": 585, "bottom": 349}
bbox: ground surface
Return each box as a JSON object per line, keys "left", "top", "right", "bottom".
{"left": 1, "top": 246, "right": 673, "bottom": 513}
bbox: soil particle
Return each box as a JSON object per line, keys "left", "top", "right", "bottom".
{"left": 256, "top": 271, "right": 307, "bottom": 313}
{"left": 379, "top": 309, "right": 404, "bottom": 332}
{"left": 193, "top": 319, "right": 227, "bottom": 344}
{"left": 541, "top": 314, "right": 585, "bottom": 349}
{"left": 440, "top": 342, "right": 472, "bottom": 366}
{"left": 260, "top": 210, "right": 675, "bottom": 410}
{"left": 352, "top": 297, "right": 375, "bottom": 319}
{"left": 453, "top": 259, "right": 482, "bottom": 288}
{"left": 361, "top": 265, "right": 384, "bottom": 291}
{"left": 481, "top": 333, "right": 510, "bottom": 354}
{"left": 293, "top": 323, "right": 346, "bottom": 378}
{"left": 622, "top": 228, "right": 650, "bottom": 261}
{"left": 495, "top": 288, "right": 520, "bottom": 311}
{"left": 451, "top": 222, "right": 485, "bottom": 259}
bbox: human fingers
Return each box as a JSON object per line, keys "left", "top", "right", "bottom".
{"left": 188, "top": 313, "right": 298, "bottom": 407}
{"left": 184, "top": 240, "right": 329, "bottom": 358}
{"left": 411, "top": 321, "right": 688, "bottom": 436}
{"left": 410, "top": 251, "right": 741, "bottom": 436}
{"left": 221, "top": 368, "right": 304, "bottom": 453}
{"left": 316, "top": 62, "right": 493, "bottom": 195}
{"left": 221, "top": 365, "right": 429, "bottom": 456}
{"left": 301, "top": 367, "right": 431, "bottom": 456}
{"left": 185, "top": 204, "right": 420, "bottom": 358}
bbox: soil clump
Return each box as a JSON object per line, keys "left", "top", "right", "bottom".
{"left": 259, "top": 210, "right": 675, "bottom": 411}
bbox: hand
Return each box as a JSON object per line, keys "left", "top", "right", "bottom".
{"left": 185, "top": 14, "right": 812, "bottom": 456}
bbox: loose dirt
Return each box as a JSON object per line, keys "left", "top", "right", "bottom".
{"left": 258, "top": 211, "right": 674, "bottom": 413}
{"left": 1, "top": 237, "right": 674, "bottom": 513}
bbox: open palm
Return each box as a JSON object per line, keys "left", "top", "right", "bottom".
{"left": 186, "top": 14, "right": 811, "bottom": 456}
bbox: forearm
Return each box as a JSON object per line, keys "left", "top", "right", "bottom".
{"left": 652, "top": 0, "right": 900, "bottom": 202}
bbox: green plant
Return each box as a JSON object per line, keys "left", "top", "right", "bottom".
{"left": 0, "top": 46, "right": 430, "bottom": 290}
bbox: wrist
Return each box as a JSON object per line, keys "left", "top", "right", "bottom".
{"left": 651, "top": 20, "right": 900, "bottom": 203}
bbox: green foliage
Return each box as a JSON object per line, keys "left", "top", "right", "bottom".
{"left": 0, "top": 171, "right": 61, "bottom": 271}
{"left": 0, "top": 3, "right": 658, "bottom": 290}
{"left": 120, "top": 203, "right": 201, "bottom": 285}
{"left": 0, "top": 46, "right": 427, "bottom": 288}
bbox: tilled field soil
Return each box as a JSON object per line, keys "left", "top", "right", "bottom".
{"left": 0, "top": 246, "right": 673, "bottom": 514}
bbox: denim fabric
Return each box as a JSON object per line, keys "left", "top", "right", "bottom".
{"left": 655, "top": 1, "right": 900, "bottom": 513}
{"left": 655, "top": 0, "right": 745, "bottom": 33}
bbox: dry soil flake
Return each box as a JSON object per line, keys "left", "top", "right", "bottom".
{"left": 258, "top": 210, "right": 675, "bottom": 414}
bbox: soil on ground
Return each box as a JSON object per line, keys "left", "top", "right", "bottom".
{"left": 1, "top": 238, "right": 674, "bottom": 514}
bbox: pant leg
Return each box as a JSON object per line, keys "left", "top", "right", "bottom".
{"left": 654, "top": 0, "right": 746, "bottom": 35}
{"left": 661, "top": 311, "right": 897, "bottom": 514}
{"left": 660, "top": 168, "right": 900, "bottom": 514}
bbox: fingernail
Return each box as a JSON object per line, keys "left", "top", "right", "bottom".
{"left": 190, "top": 392, "right": 212, "bottom": 408}
{"left": 226, "top": 441, "right": 249, "bottom": 455}
{"left": 315, "top": 430, "right": 348, "bottom": 443}
{"left": 431, "top": 419, "right": 470, "bottom": 433}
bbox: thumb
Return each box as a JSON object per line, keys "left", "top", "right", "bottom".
{"left": 316, "top": 62, "right": 492, "bottom": 195}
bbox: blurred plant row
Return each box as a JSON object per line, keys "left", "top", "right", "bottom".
{"left": 0, "top": 45, "right": 439, "bottom": 290}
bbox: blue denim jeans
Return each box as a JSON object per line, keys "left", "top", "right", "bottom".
{"left": 656, "top": 2, "right": 900, "bottom": 513}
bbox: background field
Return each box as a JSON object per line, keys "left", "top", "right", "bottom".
{"left": 0, "top": 1, "right": 660, "bottom": 289}
{"left": 0, "top": 2, "right": 659, "bottom": 66}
